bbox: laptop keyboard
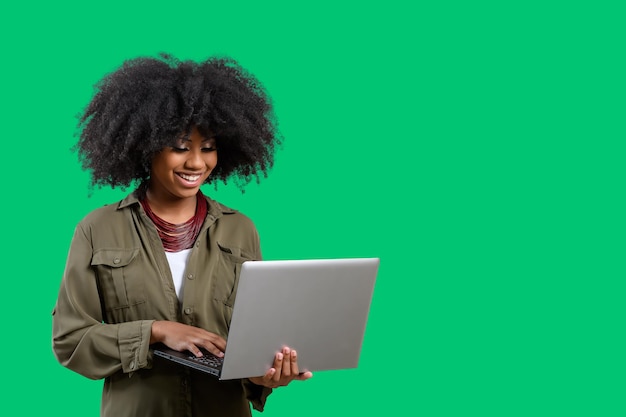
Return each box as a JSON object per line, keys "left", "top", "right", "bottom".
{"left": 187, "top": 352, "right": 223, "bottom": 369}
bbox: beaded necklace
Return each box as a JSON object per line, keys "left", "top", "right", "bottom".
{"left": 140, "top": 191, "right": 208, "bottom": 252}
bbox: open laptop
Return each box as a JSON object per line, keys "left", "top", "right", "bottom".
{"left": 153, "top": 257, "right": 379, "bottom": 380}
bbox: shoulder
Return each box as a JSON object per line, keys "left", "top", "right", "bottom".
{"left": 204, "top": 196, "right": 257, "bottom": 231}
{"left": 204, "top": 196, "right": 261, "bottom": 255}
{"left": 74, "top": 194, "right": 138, "bottom": 246}
{"left": 78, "top": 199, "right": 134, "bottom": 229}
{"left": 79, "top": 202, "right": 126, "bottom": 224}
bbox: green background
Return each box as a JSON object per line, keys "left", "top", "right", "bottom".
{"left": 1, "top": 1, "right": 624, "bottom": 416}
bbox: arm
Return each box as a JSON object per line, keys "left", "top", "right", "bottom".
{"left": 52, "top": 223, "right": 154, "bottom": 379}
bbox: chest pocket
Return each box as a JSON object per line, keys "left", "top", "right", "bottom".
{"left": 214, "top": 242, "right": 255, "bottom": 307}
{"left": 91, "top": 248, "right": 146, "bottom": 316}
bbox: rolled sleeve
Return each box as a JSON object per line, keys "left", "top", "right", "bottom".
{"left": 242, "top": 379, "right": 272, "bottom": 412}
{"left": 118, "top": 320, "right": 154, "bottom": 375}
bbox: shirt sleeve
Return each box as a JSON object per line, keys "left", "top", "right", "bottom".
{"left": 52, "top": 223, "right": 154, "bottom": 380}
{"left": 242, "top": 379, "right": 273, "bottom": 412}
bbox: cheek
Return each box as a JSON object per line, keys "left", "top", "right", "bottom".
{"left": 208, "top": 153, "right": 218, "bottom": 169}
{"left": 151, "top": 152, "right": 180, "bottom": 175}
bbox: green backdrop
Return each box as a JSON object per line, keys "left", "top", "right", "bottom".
{"left": 1, "top": 1, "right": 624, "bottom": 416}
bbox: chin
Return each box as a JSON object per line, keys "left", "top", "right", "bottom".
{"left": 167, "top": 188, "right": 199, "bottom": 200}
{"left": 180, "top": 189, "right": 201, "bottom": 198}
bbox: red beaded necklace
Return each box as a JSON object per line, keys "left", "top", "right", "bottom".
{"left": 140, "top": 191, "right": 208, "bottom": 252}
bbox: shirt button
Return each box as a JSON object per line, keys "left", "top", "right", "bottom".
{"left": 184, "top": 307, "right": 192, "bottom": 315}
{"left": 187, "top": 274, "right": 194, "bottom": 280}
{"left": 195, "top": 241, "right": 200, "bottom": 247}
{"left": 113, "top": 258, "right": 121, "bottom": 264}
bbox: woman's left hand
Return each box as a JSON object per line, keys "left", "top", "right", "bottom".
{"left": 248, "top": 346, "right": 313, "bottom": 388}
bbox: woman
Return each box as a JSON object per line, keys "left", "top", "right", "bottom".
{"left": 52, "top": 54, "right": 311, "bottom": 417}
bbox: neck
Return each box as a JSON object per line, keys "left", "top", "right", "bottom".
{"left": 144, "top": 189, "right": 200, "bottom": 224}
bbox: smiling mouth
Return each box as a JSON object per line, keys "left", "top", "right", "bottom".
{"left": 177, "top": 173, "right": 202, "bottom": 182}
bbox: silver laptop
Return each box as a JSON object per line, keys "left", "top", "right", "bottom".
{"left": 153, "top": 257, "right": 379, "bottom": 380}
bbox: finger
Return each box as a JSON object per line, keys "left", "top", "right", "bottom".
{"left": 261, "top": 368, "right": 276, "bottom": 385}
{"left": 290, "top": 349, "right": 299, "bottom": 376}
{"left": 296, "top": 371, "right": 313, "bottom": 381}
{"left": 208, "top": 334, "right": 227, "bottom": 352}
{"left": 201, "top": 343, "right": 224, "bottom": 358}
{"left": 188, "top": 344, "right": 203, "bottom": 358}
{"left": 199, "top": 334, "right": 226, "bottom": 357}
{"left": 248, "top": 370, "right": 276, "bottom": 388}
{"left": 282, "top": 348, "right": 292, "bottom": 377}
{"left": 272, "top": 353, "right": 283, "bottom": 382}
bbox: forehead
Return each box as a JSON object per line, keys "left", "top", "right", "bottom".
{"left": 177, "top": 128, "right": 215, "bottom": 142}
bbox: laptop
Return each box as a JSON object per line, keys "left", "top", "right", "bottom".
{"left": 152, "top": 257, "right": 379, "bottom": 380}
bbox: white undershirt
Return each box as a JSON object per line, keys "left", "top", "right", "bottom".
{"left": 165, "top": 249, "right": 192, "bottom": 303}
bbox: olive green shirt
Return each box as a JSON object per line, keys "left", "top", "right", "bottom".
{"left": 52, "top": 191, "right": 272, "bottom": 417}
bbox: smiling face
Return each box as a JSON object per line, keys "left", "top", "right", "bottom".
{"left": 148, "top": 127, "right": 218, "bottom": 204}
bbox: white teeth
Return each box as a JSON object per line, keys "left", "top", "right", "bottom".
{"left": 179, "top": 173, "right": 201, "bottom": 182}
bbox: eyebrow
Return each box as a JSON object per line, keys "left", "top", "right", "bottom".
{"left": 180, "top": 136, "right": 216, "bottom": 143}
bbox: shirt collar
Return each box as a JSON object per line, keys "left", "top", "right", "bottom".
{"left": 117, "top": 190, "right": 236, "bottom": 217}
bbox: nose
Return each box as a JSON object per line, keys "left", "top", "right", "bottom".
{"left": 184, "top": 148, "right": 205, "bottom": 170}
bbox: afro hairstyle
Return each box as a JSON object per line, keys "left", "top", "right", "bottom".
{"left": 74, "top": 53, "right": 281, "bottom": 190}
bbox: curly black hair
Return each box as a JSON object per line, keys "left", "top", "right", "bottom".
{"left": 75, "top": 53, "right": 281, "bottom": 190}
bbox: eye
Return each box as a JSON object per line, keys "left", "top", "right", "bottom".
{"left": 201, "top": 139, "right": 217, "bottom": 152}
{"left": 170, "top": 146, "right": 189, "bottom": 153}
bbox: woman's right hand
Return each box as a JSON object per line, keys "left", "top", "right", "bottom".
{"left": 150, "top": 320, "right": 226, "bottom": 358}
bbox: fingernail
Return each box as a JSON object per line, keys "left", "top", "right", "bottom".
{"left": 277, "top": 353, "right": 283, "bottom": 360}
